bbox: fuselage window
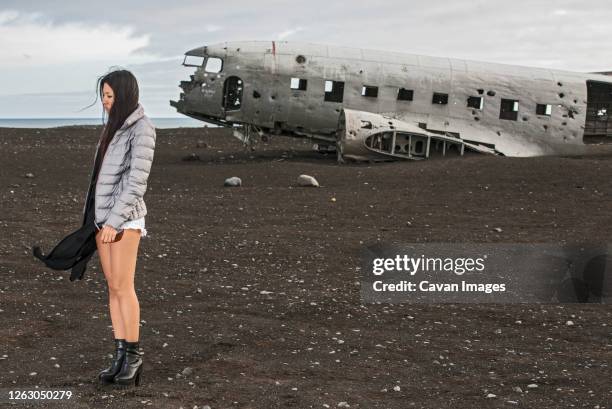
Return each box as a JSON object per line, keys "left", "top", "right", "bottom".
{"left": 324, "top": 80, "right": 344, "bottom": 103}
{"left": 500, "top": 99, "right": 519, "bottom": 120}
{"left": 204, "top": 57, "right": 223, "bottom": 73}
{"left": 290, "top": 78, "right": 307, "bottom": 90}
{"left": 183, "top": 55, "right": 204, "bottom": 67}
{"left": 432, "top": 92, "right": 449, "bottom": 105}
{"left": 536, "top": 103, "right": 552, "bottom": 116}
{"left": 397, "top": 88, "right": 414, "bottom": 101}
{"left": 361, "top": 85, "right": 378, "bottom": 98}
{"left": 467, "top": 96, "right": 484, "bottom": 110}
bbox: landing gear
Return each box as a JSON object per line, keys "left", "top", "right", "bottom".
{"left": 233, "top": 124, "right": 265, "bottom": 151}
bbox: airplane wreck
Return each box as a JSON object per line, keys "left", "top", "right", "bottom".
{"left": 170, "top": 41, "right": 612, "bottom": 162}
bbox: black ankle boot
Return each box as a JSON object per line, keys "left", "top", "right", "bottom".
{"left": 98, "top": 339, "right": 127, "bottom": 384}
{"left": 113, "top": 341, "right": 143, "bottom": 387}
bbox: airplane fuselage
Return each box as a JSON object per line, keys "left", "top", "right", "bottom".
{"left": 171, "top": 41, "right": 612, "bottom": 161}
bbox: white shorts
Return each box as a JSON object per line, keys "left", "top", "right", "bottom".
{"left": 120, "top": 217, "right": 147, "bottom": 237}
{"left": 95, "top": 217, "right": 147, "bottom": 238}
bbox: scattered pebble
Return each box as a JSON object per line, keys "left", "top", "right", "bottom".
{"left": 297, "top": 174, "right": 319, "bottom": 187}
{"left": 182, "top": 153, "right": 200, "bottom": 161}
{"left": 224, "top": 176, "right": 242, "bottom": 187}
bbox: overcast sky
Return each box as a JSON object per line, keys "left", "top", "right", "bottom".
{"left": 1, "top": 0, "right": 611, "bottom": 118}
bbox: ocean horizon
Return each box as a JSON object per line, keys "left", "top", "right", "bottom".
{"left": 0, "top": 117, "right": 213, "bottom": 129}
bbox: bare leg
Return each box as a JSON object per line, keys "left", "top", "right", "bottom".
{"left": 109, "top": 229, "right": 141, "bottom": 342}
{"left": 96, "top": 229, "right": 126, "bottom": 339}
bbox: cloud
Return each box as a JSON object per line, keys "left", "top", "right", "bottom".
{"left": 552, "top": 9, "right": 569, "bottom": 16}
{"left": 0, "top": 10, "right": 157, "bottom": 68}
{"left": 2, "top": 1, "right": 612, "bottom": 117}
{"left": 0, "top": 9, "right": 19, "bottom": 24}
{"left": 206, "top": 24, "right": 222, "bottom": 32}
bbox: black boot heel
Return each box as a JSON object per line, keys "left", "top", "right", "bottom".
{"left": 113, "top": 341, "right": 143, "bottom": 388}
{"left": 98, "top": 339, "right": 127, "bottom": 384}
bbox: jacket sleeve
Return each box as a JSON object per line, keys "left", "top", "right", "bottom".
{"left": 104, "top": 124, "right": 156, "bottom": 230}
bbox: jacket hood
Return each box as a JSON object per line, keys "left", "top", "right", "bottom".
{"left": 119, "top": 103, "right": 145, "bottom": 130}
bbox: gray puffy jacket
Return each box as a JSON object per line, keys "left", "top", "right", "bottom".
{"left": 82, "top": 104, "right": 156, "bottom": 230}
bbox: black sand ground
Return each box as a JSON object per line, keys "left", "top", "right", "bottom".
{"left": 1, "top": 126, "right": 611, "bottom": 408}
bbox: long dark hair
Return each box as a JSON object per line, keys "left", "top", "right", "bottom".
{"left": 96, "top": 69, "right": 139, "bottom": 161}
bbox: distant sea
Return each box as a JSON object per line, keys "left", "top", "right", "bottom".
{"left": 0, "top": 117, "right": 211, "bottom": 129}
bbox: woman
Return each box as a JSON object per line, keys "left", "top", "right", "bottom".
{"left": 90, "top": 69, "right": 156, "bottom": 388}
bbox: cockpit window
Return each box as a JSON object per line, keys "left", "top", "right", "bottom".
{"left": 183, "top": 55, "right": 204, "bottom": 67}
{"left": 205, "top": 57, "right": 223, "bottom": 73}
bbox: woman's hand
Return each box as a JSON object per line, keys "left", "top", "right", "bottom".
{"left": 100, "top": 225, "right": 119, "bottom": 243}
